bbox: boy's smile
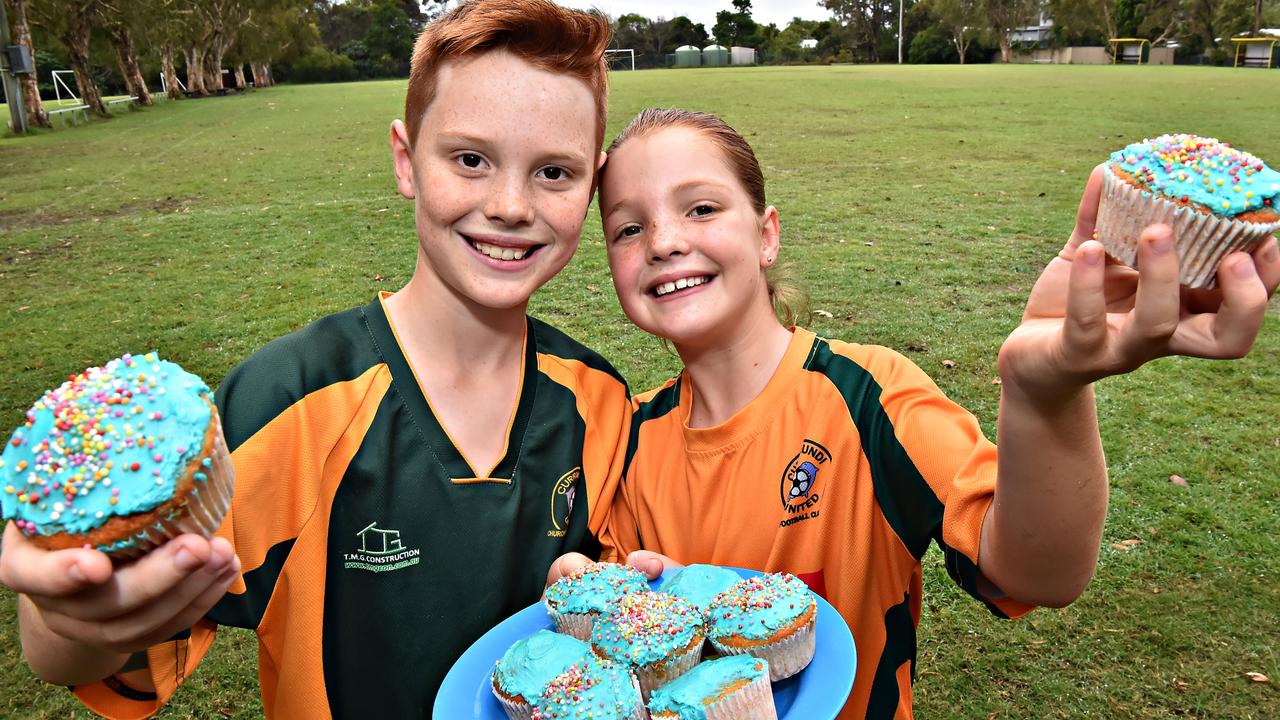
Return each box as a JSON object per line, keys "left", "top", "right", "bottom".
{"left": 391, "top": 49, "right": 600, "bottom": 312}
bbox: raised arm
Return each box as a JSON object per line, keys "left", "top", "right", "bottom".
{"left": 979, "top": 165, "right": 1280, "bottom": 607}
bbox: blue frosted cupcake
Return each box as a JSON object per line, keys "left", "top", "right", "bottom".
{"left": 1097, "top": 133, "right": 1280, "bottom": 288}
{"left": 648, "top": 655, "right": 776, "bottom": 720}
{"left": 1, "top": 352, "right": 234, "bottom": 559}
{"left": 706, "top": 573, "right": 816, "bottom": 681}
{"left": 659, "top": 564, "right": 741, "bottom": 615}
{"left": 591, "top": 591, "right": 705, "bottom": 701}
{"left": 532, "top": 655, "right": 646, "bottom": 720}
{"left": 492, "top": 630, "right": 592, "bottom": 720}
{"left": 544, "top": 562, "right": 649, "bottom": 640}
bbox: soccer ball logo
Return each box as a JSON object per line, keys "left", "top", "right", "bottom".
{"left": 788, "top": 461, "right": 819, "bottom": 500}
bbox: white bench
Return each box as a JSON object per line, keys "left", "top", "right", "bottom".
{"left": 47, "top": 104, "right": 89, "bottom": 126}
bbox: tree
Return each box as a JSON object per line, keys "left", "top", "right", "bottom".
{"left": 713, "top": 1, "right": 759, "bottom": 46}
{"left": 821, "top": 0, "right": 899, "bottom": 61}
{"left": 28, "top": 0, "right": 110, "bottom": 117}
{"left": 363, "top": 0, "right": 414, "bottom": 75}
{"left": 929, "top": 0, "right": 986, "bottom": 63}
{"left": 669, "top": 15, "right": 710, "bottom": 47}
{"left": 5, "top": 0, "right": 51, "bottom": 127}
{"left": 101, "top": 1, "right": 153, "bottom": 105}
{"left": 982, "top": 0, "right": 1038, "bottom": 62}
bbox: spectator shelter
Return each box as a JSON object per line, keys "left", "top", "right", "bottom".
{"left": 1108, "top": 38, "right": 1150, "bottom": 64}
{"left": 1231, "top": 37, "right": 1279, "bottom": 68}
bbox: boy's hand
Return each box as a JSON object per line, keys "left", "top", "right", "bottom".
{"left": 1000, "top": 164, "right": 1280, "bottom": 401}
{"left": 544, "top": 550, "right": 680, "bottom": 588}
{"left": 0, "top": 523, "right": 240, "bottom": 655}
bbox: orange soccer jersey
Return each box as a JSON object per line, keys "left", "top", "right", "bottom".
{"left": 605, "top": 327, "right": 1033, "bottom": 719}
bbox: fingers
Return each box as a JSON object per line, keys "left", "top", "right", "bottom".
{"left": 1061, "top": 241, "right": 1108, "bottom": 358}
{"left": 624, "top": 550, "right": 682, "bottom": 580}
{"left": 1170, "top": 252, "right": 1269, "bottom": 359}
{"left": 545, "top": 552, "right": 593, "bottom": 588}
{"left": 1065, "top": 164, "right": 1107, "bottom": 254}
{"left": 0, "top": 523, "right": 113, "bottom": 596}
{"left": 1250, "top": 236, "right": 1280, "bottom": 298}
{"left": 32, "top": 535, "right": 234, "bottom": 623}
{"left": 1126, "top": 225, "right": 1181, "bottom": 353}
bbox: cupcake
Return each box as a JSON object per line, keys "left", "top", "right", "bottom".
{"left": 532, "top": 655, "right": 646, "bottom": 720}
{"left": 648, "top": 655, "right": 777, "bottom": 720}
{"left": 1, "top": 352, "right": 234, "bottom": 560}
{"left": 544, "top": 561, "right": 649, "bottom": 640}
{"left": 659, "top": 564, "right": 741, "bottom": 615}
{"left": 1095, "top": 133, "right": 1280, "bottom": 288}
{"left": 705, "top": 573, "right": 816, "bottom": 681}
{"left": 590, "top": 591, "right": 705, "bottom": 701}
{"left": 492, "top": 630, "right": 592, "bottom": 720}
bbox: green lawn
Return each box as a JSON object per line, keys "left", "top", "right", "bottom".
{"left": 1, "top": 66, "right": 1278, "bottom": 719}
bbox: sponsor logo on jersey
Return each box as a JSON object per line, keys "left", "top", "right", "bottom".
{"left": 344, "top": 522, "right": 421, "bottom": 573}
{"left": 548, "top": 466, "right": 581, "bottom": 538}
{"left": 780, "top": 439, "right": 829, "bottom": 528}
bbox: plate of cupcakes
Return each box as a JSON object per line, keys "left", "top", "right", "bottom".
{"left": 435, "top": 562, "right": 856, "bottom": 719}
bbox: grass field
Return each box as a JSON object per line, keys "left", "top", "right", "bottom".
{"left": 1, "top": 65, "right": 1278, "bottom": 718}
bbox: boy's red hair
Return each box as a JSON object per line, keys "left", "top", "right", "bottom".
{"left": 405, "top": 0, "right": 611, "bottom": 149}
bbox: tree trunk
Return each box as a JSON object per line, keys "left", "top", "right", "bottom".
{"left": 161, "top": 46, "right": 184, "bottom": 100}
{"left": 63, "top": 12, "right": 109, "bottom": 117}
{"left": 998, "top": 34, "right": 1012, "bottom": 63}
{"left": 9, "top": 0, "right": 50, "bottom": 128}
{"left": 186, "top": 47, "right": 209, "bottom": 96}
{"left": 206, "top": 45, "right": 225, "bottom": 91}
{"left": 1254, "top": 0, "right": 1263, "bottom": 36}
{"left": 232, "top": 64, "right": 246, "bottom": 90}
{"left": 110, "top": 24, "right": 152, "bottom": 105}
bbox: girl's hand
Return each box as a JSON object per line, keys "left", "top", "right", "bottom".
{"left": 544, "top": 550, "right": 679, "bottom": 589}
{"left": 999, "top": 164, "right": 1280, "bottom": 402}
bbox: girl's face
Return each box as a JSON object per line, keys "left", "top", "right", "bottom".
{"left": 600, "top": 127, "right": 780, "bottom": 351}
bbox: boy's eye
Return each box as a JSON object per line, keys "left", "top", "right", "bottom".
{"left": 458, "top": 153, "right": 484, "bottom": 169}
{"left": 538, "top": 166, "right": 567, "bottom": 181}
{"left": 615, "top": 225, "right": 642, "bottom": 241}
{"left": 690, "top": 204, "right": 715, "bottom": 217}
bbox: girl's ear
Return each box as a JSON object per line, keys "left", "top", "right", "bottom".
{"left": 760, "top": 205, "right": 781, "bottom": 268}
{"left": 390, "top": 120, "right": 417, "bottom": 200}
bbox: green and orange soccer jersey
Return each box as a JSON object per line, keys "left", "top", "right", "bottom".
{"left": 605, "top": 327, "right": 1034, "bottom": 720}
{"left": 73, "top": 294, "right": 631, "bottom": 720}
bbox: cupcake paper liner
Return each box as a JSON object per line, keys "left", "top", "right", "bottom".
{"left": 110, "top": 410, "right": 235, "bottom": 561}
{"left": 492, "top": 676, "right": 536, "bottom": 720}
{"left": 704, "top": 671, "right": 777, "bottom": 720}
{"left": 547, "top": 607, "right": 598, "bottom": 641}
{"left": 1096, "top": 167, "right": 1279, "bottom": 289}
{"left": 710, "top": 617, "right": 816, "bottom": 681}
{"left": 634, "top": 636, "right": 703, "bottom": 702}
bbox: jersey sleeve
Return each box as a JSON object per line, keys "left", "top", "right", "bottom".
{"left": 848, "top": 344, "right": 1035, "bottom": 619}
{"left": 596, "top": 396, "right": 646, "bottom": 563}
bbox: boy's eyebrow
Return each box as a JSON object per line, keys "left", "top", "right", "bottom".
{"left": 436, "top": 132, "right": 590, "bottom": 168}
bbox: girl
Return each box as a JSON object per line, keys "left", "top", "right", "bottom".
{"left": 557, "top": 109, "right": 1279, "bottom": 719}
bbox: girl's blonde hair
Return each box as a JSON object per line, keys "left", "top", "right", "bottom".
{"left": 600, "top": 108, "right": 808, "bottom": 327}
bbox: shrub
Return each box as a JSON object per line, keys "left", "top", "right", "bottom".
{"left": 289, "top": 47, "right": 358, "bottom": 84}
{"left": 909, "top": 27, "right": 959, "bottom": 64}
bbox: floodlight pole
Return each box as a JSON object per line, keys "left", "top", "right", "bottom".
{"left": 898, "top": 0, "right": 904, "bottom": 63}
{"left": 0, "top": 0, "right": 29, "bottom": 134}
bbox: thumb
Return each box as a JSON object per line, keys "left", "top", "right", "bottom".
{"left": 545, "top": 552, "right": 593, "bottom": 588}
{"left": 1, "top": 522, "right": 113, "bottom": 597}
{"left": 625, "top": 550, "right": 682, "bottom": 580}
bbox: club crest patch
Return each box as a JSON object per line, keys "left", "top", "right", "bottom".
{"left": 780, "top": 439, "right": 830, "bottom": 527}
{"left": 547, "top": 466, "right": 581, "bottom": 538}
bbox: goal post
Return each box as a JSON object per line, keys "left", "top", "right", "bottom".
{"left": 604, "top": 49, "right": 635, "bottom": 71}
{"left": 52, "top": 69, "right": 79, "bottom": 104}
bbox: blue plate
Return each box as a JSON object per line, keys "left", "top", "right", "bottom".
{"left": 434, "top": 566, "right": 856, "bottom": 718}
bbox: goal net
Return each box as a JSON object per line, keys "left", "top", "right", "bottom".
{"left": 604, "top": 49, "right": 635, "bottom": 71}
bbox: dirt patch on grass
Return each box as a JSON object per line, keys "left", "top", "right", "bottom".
{"left": 0, "top": 197, "right": 194, "bottom": 232}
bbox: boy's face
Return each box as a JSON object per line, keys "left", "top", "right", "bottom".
{"left": 391, "top": 50, "right": 600, "bottom": 311}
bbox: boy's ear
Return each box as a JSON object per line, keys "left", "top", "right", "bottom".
{"left": 760, "top": 205, "right": 781, "bottom": 268}
{"left": 390, "top": 120, "right": 417, "bottom": 200}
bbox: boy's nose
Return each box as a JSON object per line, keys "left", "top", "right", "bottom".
{"left": 485, "top": 176, "right": 535, "bottom": 226}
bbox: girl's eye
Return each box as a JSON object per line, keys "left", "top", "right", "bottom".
{"left": 458, "top": 153, "right": 484, "bottom": 169}
{"left": 690, "top": 204, "right": 715, "bottom": 217}
{"left": 539, "top": 166, "right": 567, "bottom": 181}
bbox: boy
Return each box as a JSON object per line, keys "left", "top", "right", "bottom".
{"left": 0, "top": 2, "right": 626, "bottom": 717}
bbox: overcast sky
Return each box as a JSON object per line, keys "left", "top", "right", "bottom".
{"left": 556, "top": 1, "right": 833, "bottom": 33}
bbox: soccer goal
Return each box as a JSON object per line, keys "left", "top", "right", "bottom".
{"left": 52, "top": 69, "right": 79, "bottom": 104}
{"left": 605, "top": 49, "right": 635, "bottom": 71}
